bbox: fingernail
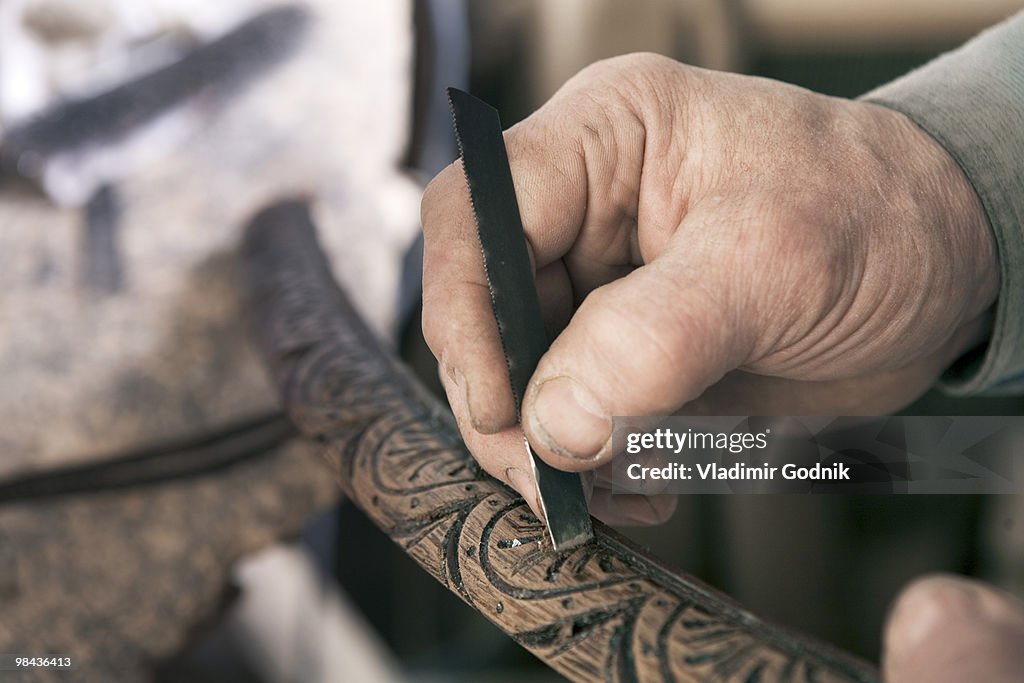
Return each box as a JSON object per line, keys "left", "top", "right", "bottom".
{"left": 442, "top": 351, "right": 499, "bottom": 434}
{"left": 505, "top": 467, "right": 539, "bottom": 511}
{"left": 439, "top": 353, "right": 470, "bottom": 412}
{"left": 462, "top": 376, "right": 481, "bottom": 428}
{"left": 440, "top": 349, "right": 459, "bottom": 384}
{"left": 464, "top": 383, "right": 503, "bottom": 434}
{"left": 528, "top": 375, "right": 611, "bottom": 460}
{"left": 578, "top": 470, "right": 596, "bottom": 505}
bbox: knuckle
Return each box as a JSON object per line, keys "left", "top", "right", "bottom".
{"left": 889, "top": 574, "right": 975, "bottom": 631}
{"left": 420, "top": 287, "right": 462, "bottom": 358}
{"left": 582, "top": 286, "right": 695, "bottom": 399}
{"left": 550, "top": 52, "right": 685, "bottom": 115}
{"left": 420, "top": 161, "right": 463, "bottom": 230}
{"left": 647, "top": 495, "right": 678, "bottom": 524}
{"left": 581, "top": 52, "right": 680, "bottom": 82}
{"left": 568, "top": 52, "right": 688, "bottom": 107}
{"left": 419, "top": 306, "right": 444, "bottom": 358}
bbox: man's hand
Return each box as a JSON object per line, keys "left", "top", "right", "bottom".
{"left": 883, "top": 575, "right": 1024, "bottom": 682}
{"left": 421, "top": 54, "right": 997, "bottom": 522}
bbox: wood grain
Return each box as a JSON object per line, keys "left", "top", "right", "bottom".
{"left": 244, "top": 199, "right": 881, "bottom": 683}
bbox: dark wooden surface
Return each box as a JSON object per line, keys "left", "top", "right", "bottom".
{"left": 0, "top": 434, "right": 339, "bottom": 682}
{"left": 244, "top": 199, "right": 881, "bottom": 683}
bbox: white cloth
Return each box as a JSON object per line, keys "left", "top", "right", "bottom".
{"left": 0, "top": 0, "right": 421, "bottom": 475}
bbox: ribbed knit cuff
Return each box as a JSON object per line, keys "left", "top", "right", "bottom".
{"left": 862, "top": 12, "right": 1024, "bottom": 395}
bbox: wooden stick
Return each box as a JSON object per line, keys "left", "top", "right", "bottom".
{"left": 243, "top": 199, "right": 880, "bottom": 683}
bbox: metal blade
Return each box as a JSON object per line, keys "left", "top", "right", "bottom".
{"left": 447, "top": 87, "right": 593, "bottom": 551}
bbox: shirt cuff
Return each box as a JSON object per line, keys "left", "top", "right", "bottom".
{"left": 860, "top": 12, "right": 1024, "bottom": 396}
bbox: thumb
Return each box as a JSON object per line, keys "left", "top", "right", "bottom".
{"left": 522, "top": 243, "right": 754, "bottom": 470}
{"left": 883, "top": 574, "right": 1024, "bottom": 683}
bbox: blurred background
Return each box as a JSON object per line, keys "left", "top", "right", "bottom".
{"left": 0, "top": 0, "right": 1022, "bottom": 681}
{"left": 397, "top": 0, "right": 1024, "bottom": 678}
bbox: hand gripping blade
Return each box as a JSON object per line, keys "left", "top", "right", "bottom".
{"left": 447, "top": 88, "right": 593, "bottom": 551}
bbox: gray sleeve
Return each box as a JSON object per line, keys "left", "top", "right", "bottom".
{"left": 861, "top": 12, "right": 1024, "bottom": 396}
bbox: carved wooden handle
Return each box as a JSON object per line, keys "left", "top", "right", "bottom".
{"left": 243, "top": 199, "right": 880, "bottom": 683}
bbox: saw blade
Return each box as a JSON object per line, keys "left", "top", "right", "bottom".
{"left": 447, "top": 87, "right": 593, "bottom": 551}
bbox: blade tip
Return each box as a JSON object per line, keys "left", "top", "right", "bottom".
{"left": 446, "top": 87, "right": 498, "bottom": 122}
{"left": 548, "top": 518, "right": 595, "bottom": 552}
{"left": 445, "top": 87, "right": 469, "bottom": 111}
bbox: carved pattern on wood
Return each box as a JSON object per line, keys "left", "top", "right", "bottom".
{"left": 244, "top": 200, "right": 880, "bottom": 683}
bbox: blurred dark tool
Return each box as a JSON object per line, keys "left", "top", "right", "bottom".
{"left": 0, "top": 411, "right": 294, "bottom": 505}
{"left": 0, "top": 4, "right": 308, "bottom": 185}
{"left": 447, "top": 88, "right": 593, "bottom": 551}
{"left": 80, "top": 184, "right": 123, "bottom": 294}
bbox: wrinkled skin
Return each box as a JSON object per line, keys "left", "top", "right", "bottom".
{"left": 423, "top": 54, "right": 996, "bottom": 518}
{"left": 421, "top": 54, "right": 1012, "bottom": 681}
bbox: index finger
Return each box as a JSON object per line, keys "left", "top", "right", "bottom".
{"left": 421, "top": 64, "right": 650, "bottom": 435}
{"left": 421, "top": 159, "right": 519, "bottom": 433}
{"left": 420, "top": 117, "right": 588, "bottom": 433}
